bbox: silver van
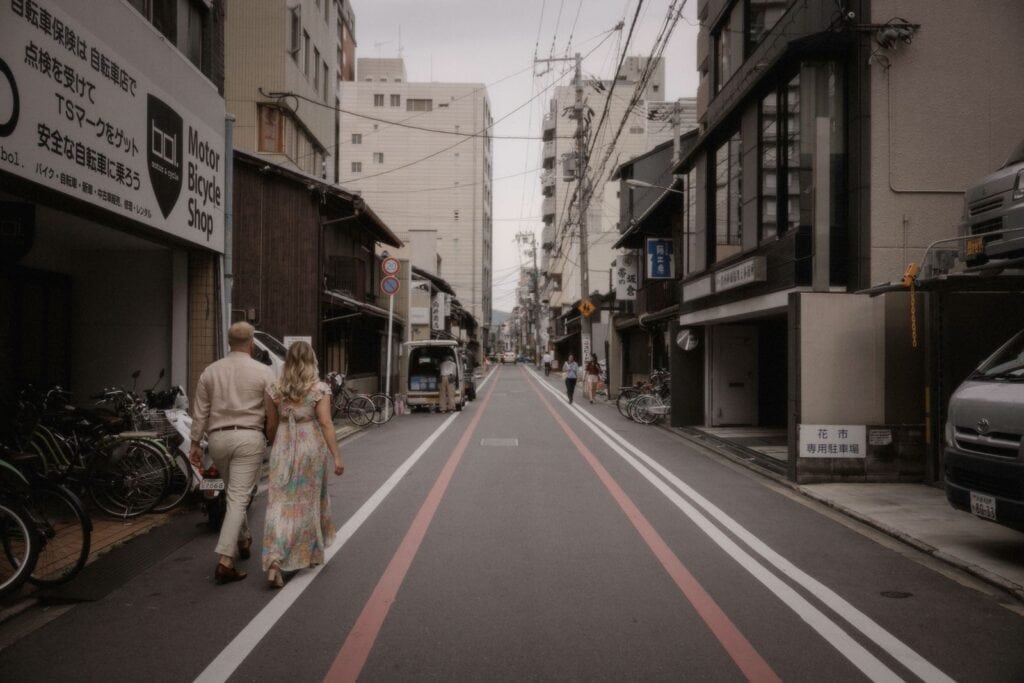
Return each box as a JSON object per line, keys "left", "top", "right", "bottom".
{"left": 960, "top": 137, "right": 1024, "bottom": 264}
{"left": 944, "top": 328, "right": 1024, "bottom": 529}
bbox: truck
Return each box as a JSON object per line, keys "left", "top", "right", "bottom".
{"left": 400, "top": 340, "right": 466, "bottom": 412}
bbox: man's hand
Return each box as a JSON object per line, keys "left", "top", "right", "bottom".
{"left": 189, "top": 443, "right": 204, "bottom": 468}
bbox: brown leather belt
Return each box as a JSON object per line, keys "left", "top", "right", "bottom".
{"left": 208, "top": 425, "right": 263, "bottom": 434}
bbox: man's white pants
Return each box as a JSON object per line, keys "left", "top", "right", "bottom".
{"left": 207, "top": 430, "right": 265, "bottom": 558}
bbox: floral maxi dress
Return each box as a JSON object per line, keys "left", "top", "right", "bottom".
{"left": 262, "top": 381, "right": 337, "bottom": 572}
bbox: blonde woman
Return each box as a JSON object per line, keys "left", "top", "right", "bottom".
{"left": 261, "top": 341, "right": 344, "bottom": 588}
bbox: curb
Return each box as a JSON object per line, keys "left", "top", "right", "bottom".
{"left": 657, "top": 422, "right": 1024, "bottom": 605}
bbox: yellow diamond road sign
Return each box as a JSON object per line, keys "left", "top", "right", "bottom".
{"left": 578, "top": 299, "right": 596, "bottom": 318}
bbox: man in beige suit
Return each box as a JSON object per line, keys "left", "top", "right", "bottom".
{"left": 189, "top": 322, "right": 275, "bottom": 584}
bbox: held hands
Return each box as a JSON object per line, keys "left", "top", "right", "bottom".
{"left": 189, "top": 444, "right": 204, "bottom": 467}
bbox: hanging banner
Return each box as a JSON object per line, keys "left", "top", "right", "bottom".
{"left": 430, "top": 292, "right": 445, "bottom": 331}
{"left": 614, "top": 252, "right": 638, "bottom": 301}
{"left": 646, "top": 238, "right": 675, "bottom": 279}
{"left": 0, "top": 0, "right": 225, "bottom": 251}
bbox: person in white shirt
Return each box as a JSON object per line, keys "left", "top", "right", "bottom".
{"left": 542, "top": 350, "right": 553, "bottom": 376}
{"left": 438, "top": 356, "right": 458, "bottom": 413}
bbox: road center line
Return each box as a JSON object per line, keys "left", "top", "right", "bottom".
{"left": 526, "top": 374, "right": 781, "bottom": 683}
{"left": 322, "top": 367, "right": 501, "bottom": 683}
{"left": 193, "top": 394, "right": 477, "bottom": 682}
{"left": 527, "top": 367, "right": 951, "bottom": 683}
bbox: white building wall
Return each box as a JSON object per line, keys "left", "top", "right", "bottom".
{"left": 868, "top": 0, "right": 1024, "bottom": 285}
{"left": 338, "top": 60, "right": 493, "bottom": 328}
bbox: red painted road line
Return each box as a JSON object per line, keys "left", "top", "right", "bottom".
{"left": 323, "top": 368, "right": 502, "bottom": 683}
{"left": 526, "top": 379, "right": 782, "bottom": 683}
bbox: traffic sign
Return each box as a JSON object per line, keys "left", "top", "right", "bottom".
{"left": 381, "top": 257, "right": 400, "bottom": 275}
{"left": 578, "top": 299, "right": 596, "bottom": 317}
{"left": 380, "top": 275, "right": 400, "bottom": 296}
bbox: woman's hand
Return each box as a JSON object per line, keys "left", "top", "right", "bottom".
{"left": 334, "top": 460, "right": 345, "bottom": 476}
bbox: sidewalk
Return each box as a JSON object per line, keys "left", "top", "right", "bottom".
{"left": 0, "top": 419, "right": 365, "bottom": 624}
{"left": 667, "top": 426, "right": 1024, "bottom": 603}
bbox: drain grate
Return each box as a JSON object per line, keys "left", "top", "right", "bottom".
{"left": 481, "top": 438, "right": 519, "bottom": 447}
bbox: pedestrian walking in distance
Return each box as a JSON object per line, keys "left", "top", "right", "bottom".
{"left": 542, "top": 349, "right": 553, "bottom": 376}
{"left": 189, "top": 321, "right": 275, "bottom": 585}
{"left": 585, "top": 353, "right": 601, "bottom": 404}
{"left": 563, "top": 354, "right": 579, "bottom": 404}
{"left": 438, "top": 355, "right": 458, "bottom": 413}
{"left": 261, "top": 341, "right": 344, "bottom": 588}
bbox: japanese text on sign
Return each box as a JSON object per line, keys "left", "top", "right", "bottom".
{"left": 798, "top": 425, "right": 867, "bottom": 458}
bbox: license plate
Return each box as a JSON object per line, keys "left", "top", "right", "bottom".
{"left": 200, "top": 478, "right": 225, "bottom": 491}
{"left": 970, "top": 491, "right": 997, "bottom": 520}
{"left": 965, "top": 236, "right": 984, "bottom": 258}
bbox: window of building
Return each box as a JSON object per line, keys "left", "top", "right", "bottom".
{"left": 313, "top": 47, "right": 320, "bottom": 90}
{"left": 747, "top": 0, "right": 786, "bottom": 54}
{"left": 390, "top": 94, "right": 401, "bottom": 107}
{"left": 285, "top": 116, "right": 299, "bottom": 161}
{"left": 129, "top": 0, "right": 211, "bottom": 73}
{"left": 351, "top": 161, "right": 362, "bottom": 173}
{"left": 303, "top": 30, "right": 311, "bottom": 76}
{"left": 406, "top": 98, "right": 433, "bottom": 112}
{"left": 373, "top": 152, "right": 384, "bottom": 164}
{"left": 373, "top": 93, "right": 384, "bottom": 107}
{"left": 289, "top": 5, "right": 301, "bottom": 63}
{"left": 759, "top": 90, "right": 779, "bottom": 241}
{"left": 713, "top": 2, "right": 744, "bottom": 94}
{"left": 185, "top": 1, "right": 205, "bottom": 71}
{"left": 351, "top": 133, "right": 362, "bottom": 144}
{"left": 682, "top": 168, "right": 698, "bottom": 276}
{"left": 257, "top": 105, "right": 284, "bottom": 153}
{"left": 323, "top": 0, "right": 329, "bottom": 22}
{"left": 322, "top": 62, "right": 329, "bottom": 100}
{"left": 783, "top": 73, "right": 803, "bottom": 232}
{"left": 454, "top": 209, "right": 460, "bottom": 221}
{"left": 713, "top": 131, "right": 742, "bottom": 262}
{"left": 629, "top": 125, "right": 644, "bottom": 134}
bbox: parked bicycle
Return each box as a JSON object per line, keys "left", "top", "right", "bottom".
{"left": 326, "top": 372, "right": 393, "bottom": 426}
{"left": 618, "top": 369, "right": 672, "bottom": 425}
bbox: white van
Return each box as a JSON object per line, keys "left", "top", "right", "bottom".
{"left": 401, "top": 340, "right": 465, "bottom": 411}
{"left": 252, "top": 330, "right": 287, "bottom": 377}
{"left": 944, "top": 328, "right": 1024, "bottom": 530}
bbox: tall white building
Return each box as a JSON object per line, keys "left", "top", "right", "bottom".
{"left": 338, "top": 58, "right": 494, "bottom": 335}
{"left": 540, "top": 57, "right": 668, "bottom": 333}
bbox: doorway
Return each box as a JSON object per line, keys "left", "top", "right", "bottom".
{"left": 710, "top": 325, "right": 758, "bottom": 426}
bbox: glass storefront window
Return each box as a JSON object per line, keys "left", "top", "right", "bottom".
{"left": 784, "top": 73, "right": 803, "bottom": 232}
{"left": 746, "top": 0, "right": 786, "bottom": 54}
{"left": 714, "top": 132, "right": 742, "bottom": 262}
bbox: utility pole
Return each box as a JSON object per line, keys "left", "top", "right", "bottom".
{"left": 535, "top": 51, "right": 592, "bottom": 363}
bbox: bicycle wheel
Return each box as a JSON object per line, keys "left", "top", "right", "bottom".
{"left": 88, "top": 439, "right": 170, "bottom": 518}
{"left": 0, "top": 497, "right": 39, "bottom": 599}
{"left": 27, "top": 483, "right": 91, "bottom": 586}
{"left": 617, "top": 388, "right": 640, "bottom": 418}
{"left": 369, "top": 394, "right": 395, "bottom": 425}
{"left": 151, "top": 447, "right": 193, "bottom": 513}
{"left": 631, "top": 395, "right": 661, "bottom": 425}
{"left": 346, "top": 395, "right": 375, "bottom": 427}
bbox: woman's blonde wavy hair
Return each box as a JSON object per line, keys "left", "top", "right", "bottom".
{"left": 274, "top": 341, "right": 320, "bottom": 403}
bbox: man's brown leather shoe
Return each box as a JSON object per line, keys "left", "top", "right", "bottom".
{"left": 214, "top": 563, "right": 247, "bottom": 584}
{"left": 237, "top": 538, "right": 252, "bottom": 560}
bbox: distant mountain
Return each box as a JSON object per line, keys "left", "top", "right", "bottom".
{"left": 491, "top": 309, "right": 510, "bottom": 326}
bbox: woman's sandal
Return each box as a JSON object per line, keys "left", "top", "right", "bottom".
{"left": 267, "top": 565, "right": 284, "bottom": 589}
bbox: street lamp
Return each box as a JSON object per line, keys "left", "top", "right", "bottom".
{"left": 625, "top": 178, "right": 685, "bottom": 194}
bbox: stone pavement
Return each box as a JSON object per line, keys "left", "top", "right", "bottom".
{"left": 668, "top": 426, "right": 1024, "bottom": 603}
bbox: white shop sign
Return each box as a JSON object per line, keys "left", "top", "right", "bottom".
{"left": 798, "top": 424, "right": 867, "bottom": 458}
{"left": 682, "top": 274, "right": 713, "bottom": 302}
{"left": 430, "top": 293, "right": 445, "bottom": 330}
{"left": 409, "top": 307, "right": 430, "bottom": 324}
{"left": 714, "top": 256, "right": 766, "bottom": 293}
{"left": 0, "top": 0, "right": 225, "bottom": 250}
{"left": 283, "top": 336, "right": 312, "bottom": 348}
{"left": 614, "top": 252, "right": 637, "bottom": 301}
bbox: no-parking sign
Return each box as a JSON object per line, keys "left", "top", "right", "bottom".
{"left": 380, "top": 275, "right": 400, "bottom": 296}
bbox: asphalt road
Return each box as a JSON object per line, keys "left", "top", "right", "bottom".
{"left": 2, "top": 364, "right": 1024, "bottom": 681}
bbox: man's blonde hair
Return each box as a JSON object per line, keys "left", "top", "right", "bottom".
{"left": 227, "top": 322, "right": 255, "bottom": 349}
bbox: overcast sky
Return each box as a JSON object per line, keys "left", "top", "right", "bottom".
{"left": 349, "top": 0, "right": 700, "bottom": 313}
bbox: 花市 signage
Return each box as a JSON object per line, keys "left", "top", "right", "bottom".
{"left": 0, "top": 0, "right": 225, "bottom": 251}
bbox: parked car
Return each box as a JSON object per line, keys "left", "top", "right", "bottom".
{"left": 253, "top": 331, "right": 287, "bottom": 377}
{"left": 501, "top": 351, "right": 516, "bottom": 363}
{"left": 960, "top": 137, "right": 1024, "bottom": 265}
{"left": 944, "top": 328, "right": 1024, "bottom": 530}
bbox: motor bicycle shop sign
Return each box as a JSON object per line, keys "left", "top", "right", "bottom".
{"left": 0, "top": 0, "right": 225, "bottom": 251}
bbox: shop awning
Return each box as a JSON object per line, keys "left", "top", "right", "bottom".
{"left": 550, "top": 331, "right": 578, "bottom": 345}
{"left": 412, "top": 267, "right": 456, "bottom": 296}
{"left": 614, "top": 315, "right": 640, "bottom": 330}
{"left": 322, "top": 289, "right": 406, "bottom": 325}
{"left": 858, "top": 269, "right": 1024, "bottom": 297}
{"left": 612, "top": 185, "right": 678, "bottom": 249}
{"left": 639, "top": 304, "right": 679, "bottom": 325}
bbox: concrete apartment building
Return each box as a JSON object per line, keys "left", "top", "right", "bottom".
{"left": 540, "top": 57, "right": 671, "bottom": 349}
{"left": 655, "top": 0, "right": 1024, "bottom": 482}
{"left": 225, "top": 0, "right": 356, "bottom": 180}
{"left": 337, "top": 58, "right": 494, "bottom": 339}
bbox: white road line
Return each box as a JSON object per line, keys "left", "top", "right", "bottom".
{"left": 194, "top": 412, "right": 461, "bottom": 683}
{"left": 527, "top": 368, "right": 953, "bottom": 683}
